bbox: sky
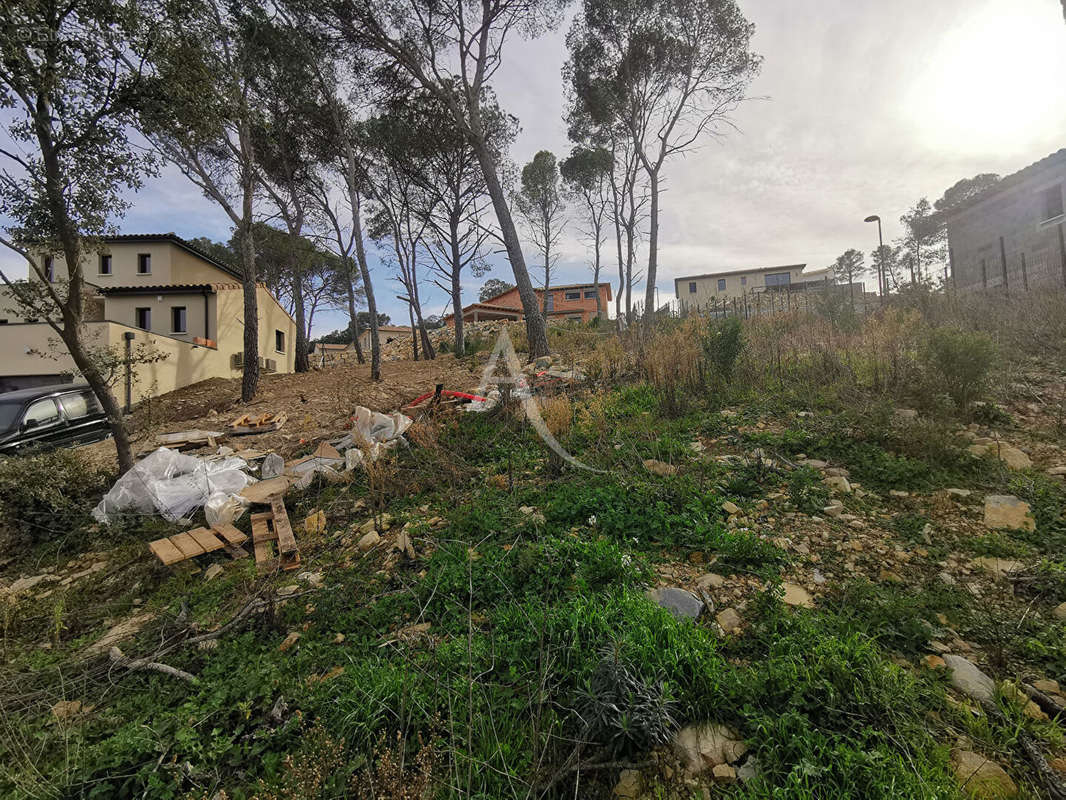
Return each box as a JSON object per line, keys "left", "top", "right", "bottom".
{"left": 3, "top": 0, "right": 1065, "bottom": 334}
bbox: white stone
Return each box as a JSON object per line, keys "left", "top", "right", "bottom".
{"left": 984, "top": 495, "right": 1035, "bottom": 532}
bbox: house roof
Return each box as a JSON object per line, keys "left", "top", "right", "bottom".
{"left": 941, "top": 148, "right": 1066, "bottom": 220}
{"left": 98, "top": 283, "right": 217, "bottom": 295}
{"left": 374, "top": 325, "right": 415, "bottom": 334}
{"left": 100, "top": 233, "right": 242, "bottom": 279}
{"left": 675, "top": 264, "right": 807, "bottom": 283}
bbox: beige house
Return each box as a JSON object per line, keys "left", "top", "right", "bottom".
{"left": 0, "top": 234, "right": 296, "bottom": 400}
{"left": 674, "top": 264, "right": 831, "bottom": 310}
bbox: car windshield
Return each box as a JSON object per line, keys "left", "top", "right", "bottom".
{"left": 0, "top": 402, "right": 23, "bottom": 433}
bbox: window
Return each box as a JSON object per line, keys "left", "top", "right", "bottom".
{"left": 741, "top": 276, "right": 747, "bottom": 286}
{"left": 171, "top": 306, "right": 187, "bottom": 334}
{"left": 568, "top": 315, "right": 582, "bottom": 321}
{"left": 137, "top": 253, "right": 151, "bottom": 274}
{"left": 688, "top": 282, "right": 697, "bottom": 294}
{"left": 583, "top": 289, "right": 597, "bottom": 299}
{"left": 565, "top": 290, "right": 581, "bottom": 300}
{"left": 22, "top": 398, "right": 60, "bottom": 429}
{"left": 1042, "top": 185, "right": 1064, "bottom": 222}
{"left": 59, "top": 391, "right": 101, "bottom": 420}
{"left": 0, "top": 320, "right": 7, "bottom": 325}
{"left": 44, "top": 256, "right": 54, "bottom": 283}
{"left": 275, "top": 329, "right": 286, "bottom": 352}
{"left": 765, "top": 272, "right": 791, "bottom": 288}
{"left": 99, "top": 254, "right": 112, "bottom": 275}
{"left": 135, "top": 307, "right": 150, "bottom": 330}
{"left": 717, "top": 278, "right": 726, "bottom": 291}
{"left": 544, "top": 293, "right": 554, "bottom": 312}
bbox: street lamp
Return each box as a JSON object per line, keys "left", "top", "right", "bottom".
{"left": 864, "top": 214, "right": 885, "bottom": 300}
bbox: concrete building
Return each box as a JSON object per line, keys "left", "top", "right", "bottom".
{"left": 944, "top": 149, "right": 1066, "bottom": 293}
{"left": 444, "top": 282, "right": 613, "bottom": 326}
{"left": 0, "top": 234, "right": 296, "bottom": 398}
{"left": 674, "top": 264, "right": 830, "bottom": 311}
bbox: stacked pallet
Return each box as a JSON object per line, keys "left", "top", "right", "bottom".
{"left": 148, "top": 524, "right": 249, "bottom": 565}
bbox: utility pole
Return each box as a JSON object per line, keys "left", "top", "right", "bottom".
{"left": 865, "top": 214, "right": 885, "bottom": 303}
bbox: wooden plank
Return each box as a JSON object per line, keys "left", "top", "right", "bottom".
{"left": 211, "top": 523, "right": 248, "bottom": 546}
{"left": 188, "top": 528, "right": 225, "bottom": 552}
{"left": 169, "top": 532, "right": 206, "bottom": 559}
{"left": 250, "top": 514, "right": 276, "bottom": 569}
{"left": 241, "top": 476, "right": 292, "bottom": 505}
{"left": 250, "top": 512, "right": 276, "bottom": 543}
{"left": 270, "top": 495, "right": 298, "bottom": 555}
{"left": 229, "top": 414, "right": 250, "bottom": 428}
{"left": 280, "top": 551, "right": 301, "bottom": 571}
{"left": 148, "top": 537, "right": 186, "bottom": 566}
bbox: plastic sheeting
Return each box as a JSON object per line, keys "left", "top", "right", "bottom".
{"left": 92, "top": 447, "right": 255, "bottom": 524}
{"left": 332, "top": 406, "right": 412, "bottom": 462}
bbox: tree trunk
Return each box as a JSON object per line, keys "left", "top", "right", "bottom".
{"left": 408, "top": 303, "right": 419, "bottom": 361}
{"left": 346, "top": 173, "right": 381, "bottom": 380}
{"left": 470, "top": 139, "right": 549, "bottom": 358}
{"left": 643, "top": 167, "right": 660, "bottom": 330}
{"left": 292, "top": 269, "right": 309, "bottom": 372}
{"left": 592, "top": 216, "right": 603, "bottom": 319}
{"left": 450, "top": 217, "right": 465, "bottom": 356}
{"left": 346, "top": 272, "right": 365, "bottom": 364}
{"left": 237, "top": 225, "right": 260, "bottom": 402}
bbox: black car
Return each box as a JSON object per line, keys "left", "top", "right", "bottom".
{"left": 0, "top": 383, "right": 111, "bottom": 455}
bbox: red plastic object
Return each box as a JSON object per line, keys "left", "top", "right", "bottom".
{"left": 405, "top": 389, "right": 488, "bottom": 408}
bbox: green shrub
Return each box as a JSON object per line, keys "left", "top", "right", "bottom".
{"left": 922, "top": 327, "right": 995, "bottom": 411}
{"left": 787, "top": 467, "right": 830, "bottom": 513}
{"left": 703, "top": 316, "right": 744, "bottom": 381}
{"left": 0, "top": 450, "right": 111, "bottom": 545}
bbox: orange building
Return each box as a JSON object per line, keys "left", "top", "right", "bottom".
{"left": 444, "top": 282, "right": 613, "bottom": 327}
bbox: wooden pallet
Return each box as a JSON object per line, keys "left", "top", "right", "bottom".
{"left": 229, "top": 412, "right": 287, "bottom": 435}
{"left": 249, "top": 495, "right": 301, "bottom": 572}
{"left": 148, "top": 524, "right": 250, "bottom": 566}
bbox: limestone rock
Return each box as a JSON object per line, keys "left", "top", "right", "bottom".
{"left": 983, "top": 495, "right": 1035, "bottom": 532}
{"left": 84, "top": 612, "right": 156, "bottom": 656}
{"left": 721, "top": 500, "right": 740, "bottom": 515}
{"left": 712, "top": 763, "right": 736, "bottom": 782}
{"left": 782, "top": 582, "right": 814, "bottom": 609}
{"left": 969, "top": 442, "right": 1032, "bottom": 470}
{"left": 358, "top": 531, "right": 381, "bottom": 552}
{"left": 799, "top": 458, "right": 827, "bottom": 469}
{"left": 951, "top": 750, "right": 1017, "bottom": 799}
{"left": 736, "top": 755, "right": 761, "bottom": 783}
{"left": 1053, "top": 602, "right": 1066, "bottom": 621}
{"left": 672, "top": 723, "right": 748, "bottom": 774}
{"left": 643, "top": 459, "right": 678, "bottom": 477}
{"left": 303, "top": 510, "right": 327, "bottom": 536}
{"left": 971, "top": 556, "right": 1025, "bottom": 579}
{"left": 944, "top": 654, "right": 995, "bottom": 703}
{"left": 297, "top": 571, "right": 325, "bottom": 589}
{"left": 1001, "top": 680, "right": 1048, "bottom": 721}
{"left": 613, "top": 769, "right": 643, "bottom": 798}
{"left": 647, "top": 587, "right": 703, "bottom": 619}
{"left": 716, "top": 608, "right": 742, "bottom": 633}
{"left": 276, "top": 584, "right": 300, "bottom": 598}
{"left": 697, "top": 572, "right": 726, "bottom": 590}
{"left": 921, "top": 654, "right": 946, "bottom": 670}
{"left": 824, "top": 475, "right": 852, "bottom": 494}
{"left": 51, "top": 699, "right": 88, "bottom": 721}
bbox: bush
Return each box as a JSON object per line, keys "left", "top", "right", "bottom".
{"left": 0, "top": 450, "right": 111, "bottom": 545}
{"left": 922, "top": 326, "right": 995, "bottom": 411}
{"left": 702, "top": 316, "right": 744, "bottom": 381}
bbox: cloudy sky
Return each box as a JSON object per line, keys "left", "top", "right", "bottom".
{"left": 4, "top": 0, "right": 1065, "bottom": 334}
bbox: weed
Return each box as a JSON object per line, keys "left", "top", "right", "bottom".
{"left": 922, "top": 326, "right": 996, "bottom": 412}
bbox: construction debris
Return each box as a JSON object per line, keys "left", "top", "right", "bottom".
{"left": 229, "top": 411, "right": 287, "bottom": 435}
{"left": 155, "top": 430, "right": 226, "bottom": 449}
{"left": 249, "top": 494, "right": 301, "bottom": 571}
{"left": 148, "top": 524, "right": 250, "bottom": 566}
{"left": 93, "top": 448, "right": 255, "bottom": 523}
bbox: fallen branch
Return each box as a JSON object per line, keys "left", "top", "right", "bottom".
{"left": 981, "top": 699, "right": 1066, "bottom": 800}
{"left": 109, "top": 646, "right": 197, "bottom": 684}
{"left": 1022, "top": 683, "right": 1066, "bottom": 720}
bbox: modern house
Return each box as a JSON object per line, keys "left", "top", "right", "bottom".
{"left": 944, "top": 149, "right": 1066, "bottom": 293}
{"left": 0, "top": 233, "right": 296, "bottom": 398}
{"left": 674, "top": 264, "right": 831, "bottom": 310}
{"left": 444, "top": 282, "right": 613, "bottom": 326}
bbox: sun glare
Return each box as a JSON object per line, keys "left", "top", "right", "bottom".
{"left": 904, "top": 0, "right": 1066, "bottom": 156}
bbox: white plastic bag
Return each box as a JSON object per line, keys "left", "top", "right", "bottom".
{"left": 204, "top": 490, "right": 250, "bottom": 527}
{"left": 92, "top": 447, "right": 255, "bottom": 524}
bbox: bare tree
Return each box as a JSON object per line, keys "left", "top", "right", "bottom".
{"left": 321, "top": 0, "right": 563, "bottom": 358}
{"left": 516, "top": 151, "right": 566, "bottom": 318}
{"left": 144, "top": 0, "right": 269, "bottom": 401}
{"left": 568, "top": 0, "right": 760, "bottom": 330}
{"left": 561, "top": 146, "right": 613, "bottom": 319}
{"left": 309, "top": 180, "right": 366, "bottom": 363}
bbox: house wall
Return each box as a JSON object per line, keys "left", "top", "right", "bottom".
{"left": 946, "top": 161, "right": 1066, "bottom": 292}
{"left": 104, "top": 291, "right": 212, "bottom": 343}
{"left": 474, "top": 284, "right": 611, "bottom": 323}
{"left": 676, "top": 266, "right": 815, "bottom": 308}
{"left": 28, "top": 240, "right": 236, "bottom": 287}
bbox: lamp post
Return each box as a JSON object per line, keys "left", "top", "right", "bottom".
{"left": 864, "top": 214, "right": 885, "bottom": 301}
